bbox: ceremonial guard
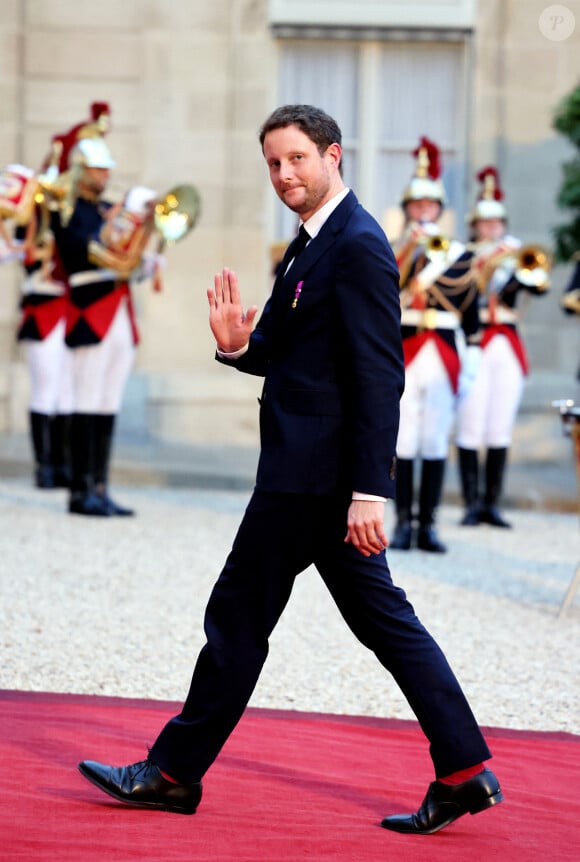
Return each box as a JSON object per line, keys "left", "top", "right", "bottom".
{"left": 390, "top": 137, "right": 481, "bottom": 553}
{"left": 0, "top": 103, "right": 114, "bottom": 489}
{"left": 0, "top": 162, "right": 74, "bottom": 488}
{"left": 50, "top": 136, "right": 158, "bottom": 517}
{"left": 455, "top": 167, "right": 551, "bottom": 527}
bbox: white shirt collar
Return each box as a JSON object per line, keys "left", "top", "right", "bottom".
{"left": 302, "top": 187, "right": 350, "bottom": 239}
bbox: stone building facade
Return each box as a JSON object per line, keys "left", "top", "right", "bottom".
{"left": 0, "top": 0, "right": 578, "bottom": 445}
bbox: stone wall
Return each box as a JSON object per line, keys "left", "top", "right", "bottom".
{"left": 1, "top": 0, "right": 578, "bottom": 443}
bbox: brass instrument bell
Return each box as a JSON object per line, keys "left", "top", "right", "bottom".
{"left": 421, "top": 233, "right": 451, "bottom": 262}
{"left": 154, "top": 184, "right": 201, "bottom": 245}
{"left": 514, "top": 244, "right": 552, "bottom": 289}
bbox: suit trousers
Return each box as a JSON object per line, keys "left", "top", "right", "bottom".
{"left": 149, "top": 489, "right": 491, "bottom": 784}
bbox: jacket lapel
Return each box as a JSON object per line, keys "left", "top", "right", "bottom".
{"left": 276, "top": 190, "right": 359, "bottom": 307}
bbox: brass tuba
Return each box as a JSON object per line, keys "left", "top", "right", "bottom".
{"left": 154, "top": 183, "right": 201, "bottom": 245}
{"left": 88, "top": 182, "right": 201, "bottom": 278}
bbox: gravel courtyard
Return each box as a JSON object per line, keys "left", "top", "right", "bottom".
{"left": 1, "top": 478, "right": 578, "bottom": 735}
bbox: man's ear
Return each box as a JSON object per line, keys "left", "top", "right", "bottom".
{"left": 326, "top": 142, "right": 342, "bottom": 169}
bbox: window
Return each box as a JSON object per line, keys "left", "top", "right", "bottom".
{"left": 273, "top": 35, "right": 470, "bottom": 243}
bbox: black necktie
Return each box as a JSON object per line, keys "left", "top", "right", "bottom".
{"left": 288, "top": 224, "right": 310, "bottom": 263}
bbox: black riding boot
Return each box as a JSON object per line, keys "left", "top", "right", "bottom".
{"left": 389, "top": 458, "right": 414, "bottom": 550}
{"left": 30, "top": 411, "right": 55, "bottom": 488}
{"left": 68, "top": 413, "right": 110, "bottom": 516}
{"left": 50, "top": 414, "right": 72, "bottom": 488}
{"left": 94, "top": 414, "right": 134, "bottom": 516}
{"left": 417, "top": 458, "right": 447, "bottom": 553}
{"left": 458, "top": 447, "right": 481, "bottom": 526}
{"left": 480, "top": 447, "right": 511, "bottom": 528}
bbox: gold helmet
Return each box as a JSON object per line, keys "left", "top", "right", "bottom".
{"left": 400, "top": 136, "right": 446, "bottom": 207}
{"left": 469, "top": 166, "right": 507, "bottom": 223}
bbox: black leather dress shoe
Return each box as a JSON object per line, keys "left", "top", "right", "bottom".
{"left": 389, "top": 522, "right": 413, "bottom": 550}
{"left": 78, "top": 759, "right": 202, "bottom": 815}
{"left": 69, "top": 491, "right": 111, "bottom": 516}
{"left": 417, "top": 526, "right": 447, "bottom": 553}
{"left": 479, "top": 506, "right": 511, "bottom": 528}
{"left": 35, "top": 465, "right": 56, "bottom": 489}
{"left": 460, "top": 504, "right": 481, "bottom": 526}
{"left": 381, "top": 767, "right": 503, "bottom": 834}
{"left": 98, "top": 492, "right": 135, "bottom": 517}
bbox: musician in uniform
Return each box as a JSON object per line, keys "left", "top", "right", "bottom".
{"left": 0, "top": 162, "right": 74, "bottom": 488}
{"left": 0, "top": 105, "right": 113, "bottom": 490}
{"left": 390, "top": 137, "right": 481, "bottom": 553}
{"left": 455, "top": 167, "right": 550, "bottom": 527}
{"left": 50, "top": 137, "right": 157, "bottom": 517}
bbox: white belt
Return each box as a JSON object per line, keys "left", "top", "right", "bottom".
{"left": 401, "top": 308, "right": 460, "bottom": 330}
{"left": 69, "top": 268, "right": 118, "bottom": 288}
{"left": 480, "top": 307, "right": 518, "bottom": 324}
{"left": 22, "top": 272, "right": 65, "bottom": 297}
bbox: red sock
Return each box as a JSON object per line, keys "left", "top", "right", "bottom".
{"left": 439, "top": 763, "right": 486, "bottom": 785}
{"left": 160, "top": 769, "right": 181, "bottom": 784}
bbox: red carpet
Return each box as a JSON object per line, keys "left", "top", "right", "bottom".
{"left": 0, "top": 690, "right": 578, "bottom": 861}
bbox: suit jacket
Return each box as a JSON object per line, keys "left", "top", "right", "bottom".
{"left": 219, "top": 190, "right": 404, "bottom": 498}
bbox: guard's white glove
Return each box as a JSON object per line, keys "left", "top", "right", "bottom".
{"left": 457, "top": 345, "right": 481, "bottom": 402}
{"left": 131, "top": 251, "right": 166, "bottom": 282}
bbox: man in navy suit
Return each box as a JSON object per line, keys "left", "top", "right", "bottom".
{"left": 79, "top": 105, "right": 503, "bottom": 835}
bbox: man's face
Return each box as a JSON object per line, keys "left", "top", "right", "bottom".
{"left": 473, "top": 218, "right": 505, "bottom": 242}
{"left": 262, "top": 124, "right": 342, "bottom": 222}
{"left": 81, "top": 166, "right": 110, "bottom": 196}
{"left": 405, "top": 198, "right": 441, "bottom": 224}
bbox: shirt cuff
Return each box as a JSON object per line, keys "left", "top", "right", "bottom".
{"left": 216, "top": 343, "right": 249, "bottom": 359}
{"left": 352, "top": 492, "right": 388, "bottom": 502}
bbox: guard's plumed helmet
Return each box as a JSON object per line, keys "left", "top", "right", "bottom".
{"left": 468, "top": 166, "right": 507, "bottom": 223}
{"left": 72, "top": 137, "right": 116, "bottom": 170}
{"left": 400, "top": 136, "right": 446, "bottom": 207}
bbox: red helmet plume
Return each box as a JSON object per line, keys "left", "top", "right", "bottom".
{"left": 413, "top": 136, "right": 441, "bottom": 180}
{"left": 476, "top": 166, "right": 504, "bottom": 201}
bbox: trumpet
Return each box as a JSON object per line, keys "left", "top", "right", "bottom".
{"left": 395, "top": 221, "right": 452, "bottom": 286}
{"left": 513, "top": 244, "right": 552, "bottom": 289}
{"left": 420, "top": 232, "right": 451, "bottom": 262}
{"left": 412, "top": 222, "right": 452, "bottom": 263}
{"left": 472, "top": 239, "right": 552, "bottom": 291}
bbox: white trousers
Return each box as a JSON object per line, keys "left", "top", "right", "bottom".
{"left": 455, "top": 334, "right": 525, "bottom": 449}
{"left": 396, "top": 339, "right": 456, "bottom": 459}
{"left": 72, "top": 299, "right": 136, "bottom": 414}
{"left": 26, "top": 318, "right": 75, "bottom": 414}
